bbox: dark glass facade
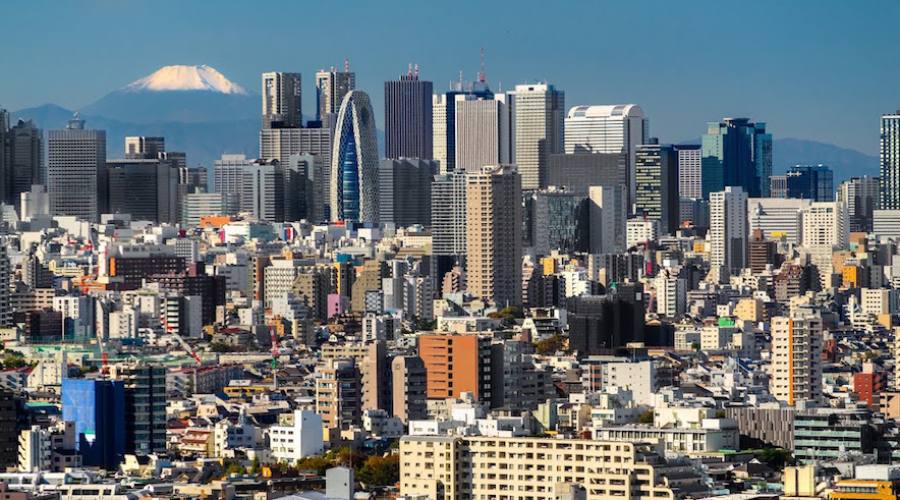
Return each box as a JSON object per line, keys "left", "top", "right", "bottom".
{"left": 786, "top": 164, "right": 834, "bottom": 201}
{"left": 61, "top": 379, "right": 126, "bottom": 470}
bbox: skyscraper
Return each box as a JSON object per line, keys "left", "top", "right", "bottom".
{"left": 124, "top": 136, "right": 165, "bottom": 159}
{"left": 379, "top": 158, "right": 436, "bottom": 227}
{"left": 330, "top": 90, "right": 379, "bottom": 223}
{"left": 0, "top": 110, "right": 8, "bottom": 202}
{"left": 261, "top": 72, "right": 302, "bottom": 128}
{"left": 588, "top": 185, "right": 627, "bottom": 255}
{"left": 107, "top": 158, "right": 180, "bottom": 223}
{"left": 511, "top": 83, "right": 565, "bottom": 190}
{"left": 785, "top": 164, "right": 834, "bottom": 201}
{"left": 241, "top": 160, "right": 285, "bottom": 222}
{"left": 384, "top": 66, "right": 433, "bottom": 159}
{"left": 432, "top": 80, "right": 493, "bottom": 173}
{"left": 431, "top": 172, "right": 468, "bottom": 281}
{"left": 709, "top": 186, "right": 748, "bottom": 276}
{"left": 9, "top": 119, "right": 42, "bottom": 204}
{"left": 466, "top": 165, "right": 522, "bottom": 306}
{"left": 213, "top": 154, "right": 251, "bottom": 215}
{"left": 315, "top": 63, "right": 356, "bottom": 125}
{"left": 634, "top": 140, "right": 679, "bottom": 234}
{"left": 454, "top": 95, "right": 511, "bottom": 171}
{"left": 701, "top": 118, "right": 772, "bottom": 199}
{"left": 674, "top": 144, "right": 701, "bottom": 200}
{"left": 61, "top": 378, "right": 126, "bottom": 470}
{"left": 565, "top": 104, "right": 648, "bottom": 207}
{"left": 48, "top": 115, "right": 106, "bottom": 222}
{"left": 109, "top": 363, "right": 167, "bottom": 456}
{"left": 879, "top": 111, "right": 900, "bottom": 209}
{"left": 838, "top": 176, "right": 880, "bottom": 233}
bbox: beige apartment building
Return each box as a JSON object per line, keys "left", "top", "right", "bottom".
{"left": 400, "top": 435, "right": 675, "bottom": 500}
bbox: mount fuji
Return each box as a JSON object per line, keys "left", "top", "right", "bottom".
{"left": 13, "top": 65, "right": 260, "bottom": 165}
{"left": 80, "top": 65, "right": 258, "bottom": 123}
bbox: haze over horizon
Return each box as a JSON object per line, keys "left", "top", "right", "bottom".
{"left": 3, "top": 0, "right": 900, "bottom": 155}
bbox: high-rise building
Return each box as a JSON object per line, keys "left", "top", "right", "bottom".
{"left": 261, "top": 72, "right": 302, "bottom": 128}
{"left": 384, "top": 67, "right": 433, "bottom": 159}
{"left": 9, "top": 119, "right": 42, "bottom": 204}
{"left": 241, "top": 160, "right": 285, "bottom": 222}
{"left": 747, "top": 197, "right": 811, "bottom": 245}
{"left": 0, "top": 110, "right": 8, "bottom": 202}
{"left": 748, "top": 229, "right": 777, "bottom": 274}
{"left": 315, "top": 359, "right": 361, "bottom": 431}
{"left": 838, "top": 176, "right": 880, "bottom": 233}
{"left": 770, "top": 307, "right": 823, "bottom": 406}
{"left": 701, "top": 118, "right": 772, "bottom": 198}
{"left": 330, "top": 91, "right": 379, "bottom": 223}
{"left": 801, "top": 201, "right": 849, "bottom": 249}
{"left": 546, "top": 152, "right": 626, "bottom": 195}
{"left": 880, "top": 111, "right": 900, "bottom": 209}
{"left": 512, "top": 83, "right": 565, "bottom": 190}
{"left": 213, "top": 154, "right": 252, "bottom": 215}
{"left": 465, "top": 165, "right": 523, "bottom": 306}
{"left": 709, "top": 186, "right": 748, "bottom": 275}
{"left": 0, "top": 390, "right": 19, "bottom": 470}
{"left": 107, "top": 158, "right": 180, "bottom": 223}
{"left": 770, "top": 175, "right": 788, "bottom": 198}
{"left": 567, "top": 284, "right": 645, "bottom": 354}
{"left": 48, "top": 116, "right": 106, "bottom": 222}
{"left": 378, "top": 158, "right": 436, "bottom": 227}
{"left": 634, "top": 140, "right": 679, "bottom": 234}
{"left": 315, "top": 64, "right": 356, "bottom": 125}
{"left": 418, "top": 334, "right": 492, "bottom": 402}
{"left": 181, "top": 192, "right": 223, "bottom": 225}
{"left": 124, "top": 136, "right": 165, "bottom": 159}
{"left": 259, "top": 127, "right": 332, "bottom": 220}
{"left": 588, "top": 185, "right": 627, "bottom": 254}
{"left": 432, "top": 81, "right": 493, "bottom": 173}
{"left": 565, "top": 104, "right": 648, "bottom": 205}
{"left": 61, "top": 378, "right": 126, "bottom": 470}
{"left": 454, "top": 95, "right": 511, "bottom": 172}
{"left": 786, "top": 164, "right": 834, "bottom": 201}
{"left": 528, "top": 189, "right": 588, "bottom": 255}
{"left": 675, "top": 144, "right": 702, "bottom": 200}
{"left": 0, "top": 245, "right": 9, "bottom": 328}
{"left": 431, "top": 172, "right": 468, "bottom": 281}
{"left": 109, "top": 363, "right": 167, "bottom": 456}
{"left": 391, "top": 355, "right": 427, "bottom": 423}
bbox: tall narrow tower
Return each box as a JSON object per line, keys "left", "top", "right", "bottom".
{"left": 261, "top": 72, "right": 302, "bottom": 128}
{"left": 510, "top": 83, "right": 564, "bottom": 190}
{"left": 330, "top": 91, "right": 379, "bottom": 223}
{"left": 384, "top": 65, "right": 433, "bottom": 159}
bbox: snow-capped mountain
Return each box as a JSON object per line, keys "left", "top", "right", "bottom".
{"left": 80, "top": 65, "right": 257, "bottom": 124}
{"left": 122, "top": 65, "right": 248, "bottom": 94}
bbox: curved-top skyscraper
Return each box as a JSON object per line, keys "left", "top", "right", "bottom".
{"left": 330, "top": 90, "right": 379, "bottom": 223}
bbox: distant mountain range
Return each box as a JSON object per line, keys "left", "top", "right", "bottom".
{"left": 10, "top": 65, "right": 880, "bottom": 181}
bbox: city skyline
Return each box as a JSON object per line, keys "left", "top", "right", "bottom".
{"left": 2, "top": 1, "right": 900, "bottom": 155}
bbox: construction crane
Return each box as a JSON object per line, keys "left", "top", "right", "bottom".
{"left": 162, "top": 315, "right": 203, "bottom": 365}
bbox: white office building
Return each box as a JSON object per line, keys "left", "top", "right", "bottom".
{"left": 747, "top": 197, "right": 811, "bottom": 245}
{"left": 511, "top": 83, "right": 565, "bottom": 190}
{"left": 269, "top": 410, "right": 324, "bottom": 464}
{"left": 454, "top": 95, "right": 510, "bottom": 172}
{"left": 565, "top": 104, "right": 648, "bottom": 205}
{"left": 588, "top": 185, "right": 627, "bottom": 254}
{"left": 709, "top": 186, "right": 748, "bottom": 274}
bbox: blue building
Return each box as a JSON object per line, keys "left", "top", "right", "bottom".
{"left": 61, "top": 379, "right": 125, "bottom": 470}
{"left": 701, "top": 118, "right": 772, "bottom": 198}
{"left": 786, "top": 164, "right": 834, "bottom": 201}
{"left": 330, "top": 91, "right": 379, "bottom": 223}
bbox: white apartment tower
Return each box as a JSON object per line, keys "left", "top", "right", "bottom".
{"left": 770, "top": 308, "right": 823, "bottom": 406}
{"left": 588, "top": 185, "right": 627, "bottom": 254}
{"left": 511, "top": 83, "right": 565, "bottom": 190}
{"left": 709, "top": 186, "right": 748, "bottom": 275}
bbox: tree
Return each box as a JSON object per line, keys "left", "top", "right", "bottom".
{"left": 638, "top": 410, "right": 654, "bottom": 424}
{"left": 210, "top": 342, "right": 232, "bottom": 353}
{"left": 2, "top": 351, "right": 27, "bottom": 369}
{"left": 357, "top": 454, "right": 400, "bottom": 487}
{"left": 294, "top": 455, "right": 332, "bottom": 475}
{"left": 755, "top": 448, "right": 793, "bottom": 469}
{"left": 535, "top": 335, "right": 565, "bottom": 355}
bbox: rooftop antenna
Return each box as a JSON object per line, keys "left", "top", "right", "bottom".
{"left": 344, "top": 58, "right": 350, "bottom": 73}
{"left": 478, "top": 48, "right": 486, "bottom": 83}
{"left": 414, "top": 63, "right": 419, "bottom": 78}
{"left": 407, "top": 62, "right": 413, "bottom": 78}
{"left": 458, "top": 70, "right": 464, "bottom": 85}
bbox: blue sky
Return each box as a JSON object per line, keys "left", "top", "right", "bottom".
{"left": 2, "top": 0, "right": 898, "bottom": 154}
